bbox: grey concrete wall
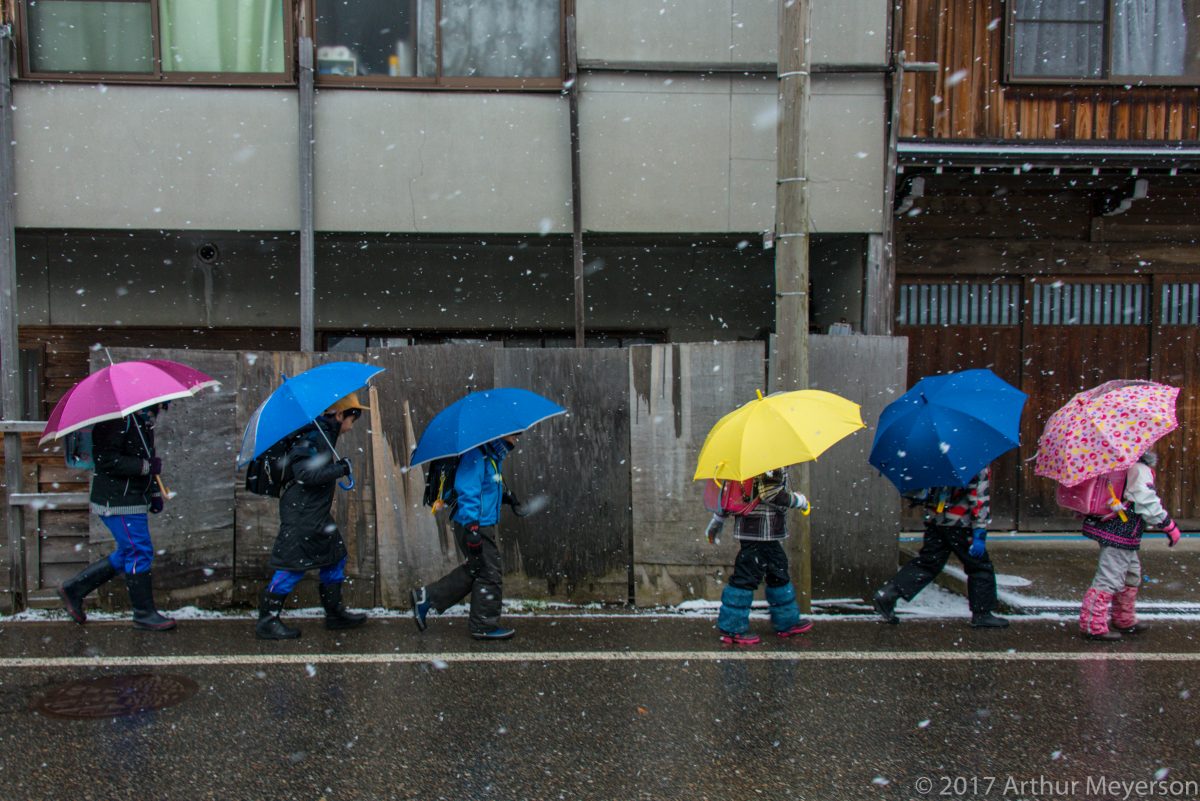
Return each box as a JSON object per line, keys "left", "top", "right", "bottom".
{"left": 577, "top": 0, "right": 777, "bottom": 65}
{"left": 313, "top": 91, "right": 571, "bottom": 234}
{"left": 809, "top": 0, "right": 890, "bottom": 67}
{"left": 13, "top": 85, "right": 299, "bottom": 231}
{"left": 580, "top": 73, "right": 776, "bottom": 232}
{"left": 808, "top": 75, "right": 886, "bottom": 234}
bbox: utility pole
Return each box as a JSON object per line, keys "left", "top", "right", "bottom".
{"left": 774, "top": 0, "right": 811, "bottom": 611}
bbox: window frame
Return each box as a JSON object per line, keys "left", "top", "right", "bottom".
{"left": 1005, "top": 0, "right": 1200, "bottom": 87}
{"left": 309, "top": 0, "right": 567, "bottom": 91}
{"left": 14, "top": 0, "right": 297, "bottom": 86}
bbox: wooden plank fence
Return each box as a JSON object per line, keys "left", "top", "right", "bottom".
{"left": 10, "top": 337, "right": 906, "bottom": 610}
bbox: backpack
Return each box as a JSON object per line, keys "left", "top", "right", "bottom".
{"left": 703, "top": 478, "right": 761, "bottom": 516}
{"left": 1056, "top": 469, "right": 1129, "bottom": 519}
{"left": 244, "top": 434, "right": 302, "bottom": 498}
{"left": 422, "top": 456, "right": 460, "bottom": 512}
{"left": 64, "top": 429, "right": 94, "bottom": 471}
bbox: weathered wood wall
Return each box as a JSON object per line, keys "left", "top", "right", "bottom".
{"left": 630, "top": 338, "right": 907, "bottom": 606}
{"left": 629, "top": 342, "right": 766, "bottom": 605}
{"left": 16, "top": 338, "right": 911, "bottom": 610}
{"left": 900, "top": 0, "right": 1200, "bottom": 141}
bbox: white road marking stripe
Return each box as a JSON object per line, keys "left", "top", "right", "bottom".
{"left": 0, "top": 650, "right": 1195, "bottom": 669}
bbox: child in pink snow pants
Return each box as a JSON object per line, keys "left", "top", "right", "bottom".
{"left": 1079, "top": 452, "right": 1182, "bottom": 641}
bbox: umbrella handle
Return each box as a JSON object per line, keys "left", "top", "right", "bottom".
{"left": 154, "top": 474, "right": 176, "bottom": 500}
{"left": 339, "top": 462, "right": 355, "bottom": 492}
{"left": 1108, "top": 483, "right": 1128, "bottom": 523}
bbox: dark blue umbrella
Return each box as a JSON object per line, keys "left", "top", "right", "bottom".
{"left": 410, "top": 388, "right": 566, "bottom": 466}
{"left": 869, "top": 368, "right": 1026, "bottom": 493}
{"left": 237, "top": 361, "right": 384, "bottom": 470}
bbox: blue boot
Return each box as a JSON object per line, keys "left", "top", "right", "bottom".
{"left": 717, "top": 585, "right": 755, "bottom": 642}
{"left": 766, "top": 582, "right": 811, "bottom": 636}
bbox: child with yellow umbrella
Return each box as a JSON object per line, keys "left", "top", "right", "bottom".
{"left": 697, "top": 389, "right": 865, "bottom": 645}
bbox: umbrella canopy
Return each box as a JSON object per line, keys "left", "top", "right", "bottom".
{"left": 409, "top": 388, "right": 566, "bottom": 467}
{"left": 40, "top": 359, "right": 219, "bottom": 443}
{"left": 868, "top": 368, "right": 1027, "bottom": 493}
{"left": 1034, "top": 379, "right": 1179, "bottom": 487}
{"left": 693, "top": 389, "right": 865, "bottom": 482}
{"left": 237, "top": 362, "right": 385, "bottom": 466}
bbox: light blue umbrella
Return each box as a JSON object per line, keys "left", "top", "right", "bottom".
{"left": 237, "top": 362, "right": 385, "bottom": 491}
{"left": 410, "top": 388, "right": 566, "bottom": 467}
{"left": 869, "top": 368, "right": 1026, "bottom": 493}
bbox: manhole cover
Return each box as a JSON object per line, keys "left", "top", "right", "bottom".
{"left": 32, "top": 673, "right": 199, "bottom": 719}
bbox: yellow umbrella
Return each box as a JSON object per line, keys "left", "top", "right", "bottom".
{"left": 693, "top": 389, "right": 865, "bottom": 482}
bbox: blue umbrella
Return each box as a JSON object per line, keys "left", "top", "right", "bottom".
{"left": 237, "top": 362, "right": 385, "bottom": 474}
{"left": 869, "top": 368, "right": 1027, "bottom": 493}
{"left": 410, "top": 388, "right": 567, "bottom": 467}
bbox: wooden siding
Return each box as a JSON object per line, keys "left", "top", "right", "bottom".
{"left": 900, "top": 0, "right": 1200, "bottom": 141}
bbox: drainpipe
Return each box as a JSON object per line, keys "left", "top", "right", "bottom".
{"left": 298, "top": 11, "right": 316, "bottom": 353}
{"left": 0, "top": 23, "right": 25, "bottom": 612}
{"left": 567, "top": 14, "right": 585, "bottom": 348}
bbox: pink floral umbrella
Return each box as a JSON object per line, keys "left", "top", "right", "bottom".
{"left": 40, "top": 359, "right": 220, "bottom": 444}
{"left": 1034, "top": 379, "right": 1179, "bottom": 487}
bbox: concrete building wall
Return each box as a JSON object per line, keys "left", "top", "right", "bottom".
{"left": 13, "top": 85, "right": 300, "bottom": 231}
{"left": 576, "top": 0, "right": 777, "bottom": 65}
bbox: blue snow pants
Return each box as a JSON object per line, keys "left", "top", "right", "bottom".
{"left": 267, "top": 557, "right": 347, "bottom": 595}
{"left": 100, "top": 514, "right": 154, "bottom": 575}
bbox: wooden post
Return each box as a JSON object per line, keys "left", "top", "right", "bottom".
{"left": 774, "top": 0, "right": 811, "bottom": 611}
{"left": 0, "top": 25, "right": 25, "bottom": 612}
{"left": 298, "top": 34, "right": 316, "bottom": 353}
{"left": 567, "top": 14, "right": 586, "bottom": 348}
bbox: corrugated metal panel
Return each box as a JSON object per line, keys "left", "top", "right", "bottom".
{"left": 1031, "top": 282, "right": 1147, "bottom": 325}
{"left": 1162, "top": 283, "right": 1200, "bottom": 325}
{"left": 897, "top": 282, "right": 1020, "bottom": 326}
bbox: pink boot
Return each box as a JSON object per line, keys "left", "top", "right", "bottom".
{"left": 1080, "top": 588, "right": 1121, "bottom": 641}
{"left": 1111, "top": 586, "right": 1150, "bottom": 634}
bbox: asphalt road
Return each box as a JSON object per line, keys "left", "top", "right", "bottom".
{"left": 0, "top": 614, "right": 1197, "bottom": 801}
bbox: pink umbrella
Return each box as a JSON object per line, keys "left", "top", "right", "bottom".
{"left": 40, "top": 359, "right": 220, "bottom": 444}
{"left": 1034, "top": 379, "right": 1180, "bottom": 487}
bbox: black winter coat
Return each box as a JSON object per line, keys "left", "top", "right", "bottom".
{"left": 89, "top": 413, "right": 160, "bottom": 516}
{"left": 268, "top": 417, "right": 349, "bottom": 572}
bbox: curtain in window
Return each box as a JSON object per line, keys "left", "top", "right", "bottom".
{"left": 159, "top": 0, "right": 285, "bottom": 73}
{"left": 441, "top": 0, "right": 560, "bottom": 78}
{"left": 1112, "top": 0, "right": 1188, "bottom": 76}
{"left": 27, "top": 1, "right": 153, "bottom": 73}
{"left": 1012, "top": 0, "right": 1105, "bottom": 78}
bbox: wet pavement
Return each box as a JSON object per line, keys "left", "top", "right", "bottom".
{"left": 0, "top": 615, "right": 1198, "bottom": 800}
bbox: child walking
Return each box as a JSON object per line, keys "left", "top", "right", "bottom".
{"left": 706, "top": 468, "right": 813, "bottom": 645}
{"left": 1079, "top": 452, "right": 1182, "bottom": 642}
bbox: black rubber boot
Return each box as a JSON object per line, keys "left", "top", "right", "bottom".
{"left": 320, "top": 582, "right": 367, "bottom": 630}
{"left": 970, "top": 611, "right": 1010, "bottom": 629}
{"left": 124, "top": 572, "right": 176, "bottom": 631}
{"left": 256, "top": 590, "right": 300, "bottom": 640}
{"left": 59, "top": 558, "right": 118, "bottom": 624}
{"left": 872, "top": 583, "right": 901, "bottom": 624}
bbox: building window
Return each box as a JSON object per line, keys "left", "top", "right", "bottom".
{"left": 1031, "top": 281, "right": 1148, "bottom": 325}
{"left": 897, "top": 282, "right": 1021, "bottom": 326}
{"left": 314, "top": 0, "right": 563, "bottom": 88}
{"left": 1161, "top": 282, "right": 1200, "bottom": 324}
{"left": 19, "top": 0, "right": 291, "bottom": 82}
{"left": 1008, "top": 0, "right": 1200, "bottom": 84}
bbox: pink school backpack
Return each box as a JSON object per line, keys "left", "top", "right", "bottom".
{"left": 1056, "top": 468, "right": 1129, "bottom": 519}
{"left": 703, "top": 478, "right": 761, "bottom": 516}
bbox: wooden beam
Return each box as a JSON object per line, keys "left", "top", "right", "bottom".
{"left": 8, "top": 492, "right": 88, "bottom": 508}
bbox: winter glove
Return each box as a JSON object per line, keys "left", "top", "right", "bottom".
{"left": 968, "top": 528, "right": 988, "bottom": 559}
{"left": 788, "top": 492, "right": 810, "bottom": 514}
{"left": 146, "top": 457, "right": 163, "bottom": 476}
{"left": 335, "top": 457, "right": 352, "bottom": 477}
{"left": 1161, "top": 517, "right": 1182, "bottom": 548}
{"left": 503, "top": 491, "right": 529, "bottom": 518}
{"left": 149, "top": 496, "right": 164, "bottom": 514}
{"left": 705, "top": 514, "right": 725, "bottom": 545}
{"left": 463, "top": 523, "right": 484, "bottom": 572}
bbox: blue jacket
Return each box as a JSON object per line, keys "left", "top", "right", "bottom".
{"left": 452, "top": 439, "right": 512, "bottom": 528}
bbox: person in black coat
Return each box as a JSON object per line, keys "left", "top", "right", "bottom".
{"left": 255, "top": 393, "right": 370, "bottom": 640}
{"left": 58, "top": 403, "right": 175, "bottom": 630}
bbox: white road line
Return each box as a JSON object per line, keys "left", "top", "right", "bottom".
{"left": 0, "top": 650, "right": 1196, "bottom": 669}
